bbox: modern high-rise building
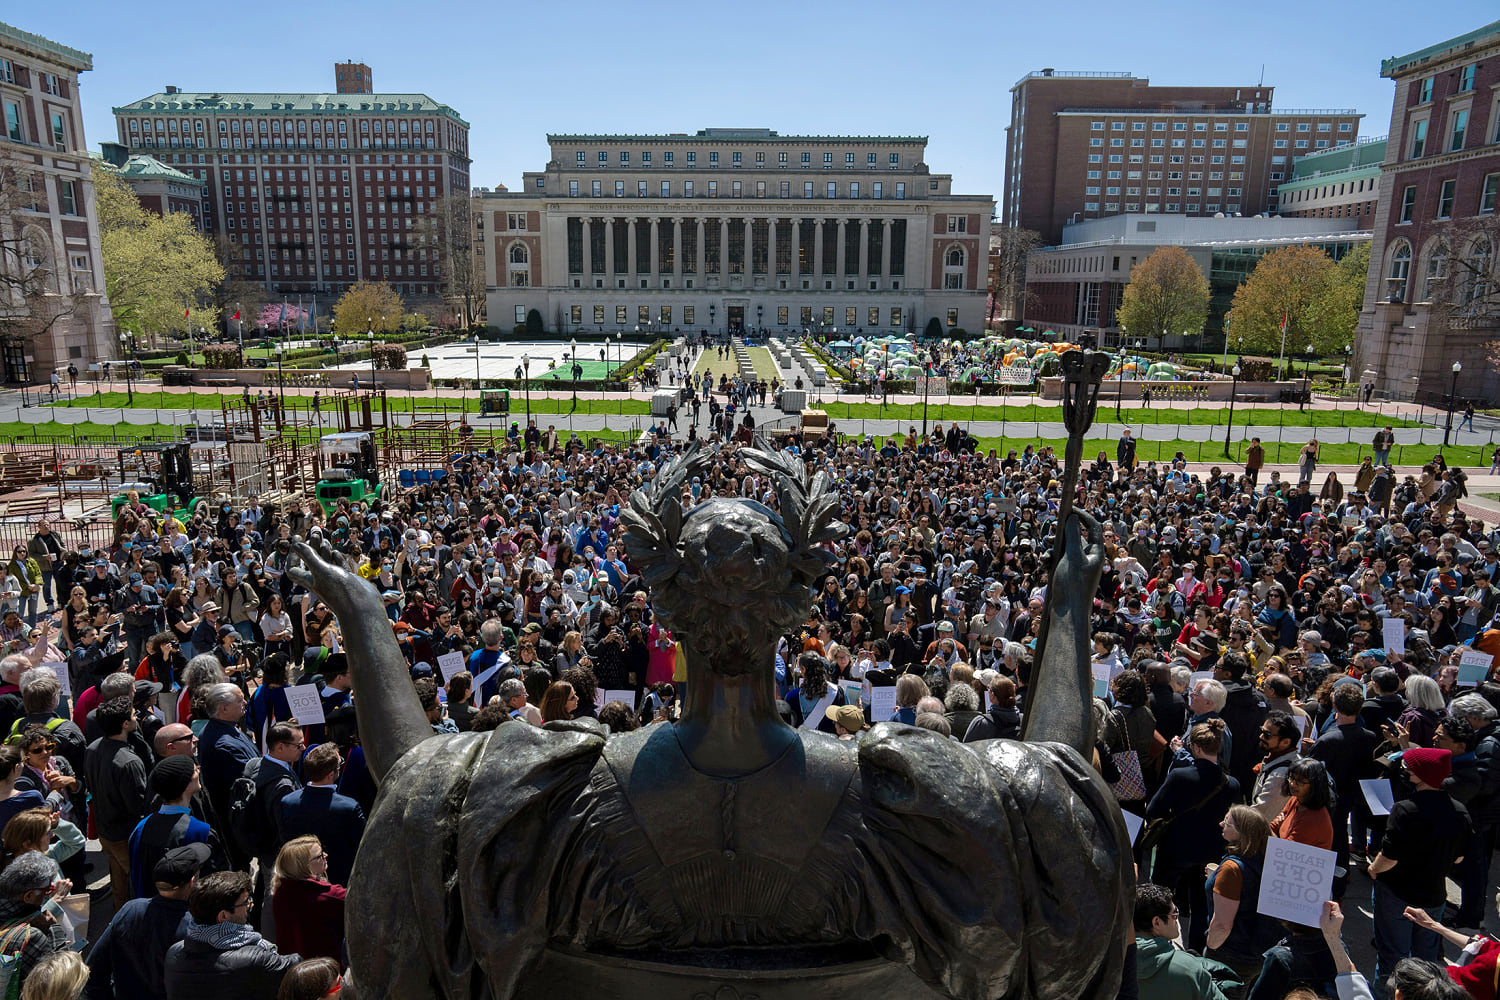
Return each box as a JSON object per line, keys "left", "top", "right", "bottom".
{"left": 1003, "top": 70, "right": 1362, "bottom": 244}
{"left": 112, "top": 63, "right": 470, "bottom": 301}
{"left": 1355, "top": 20, "right": 1500, "bottom": 401}
{"left": 0, "top": 20, "right": 115, "bottom": 382}
{"left": 478, "top": 129, "right": 993, "bottom": 337}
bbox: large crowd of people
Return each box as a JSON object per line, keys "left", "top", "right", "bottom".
{"left": 0, "top": 387, "right": 1498, "bottom": 999}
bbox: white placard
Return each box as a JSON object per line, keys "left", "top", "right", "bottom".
{"left": 436, "top": 652, "right": 466, "bottom": 683}
{"left": 49, "top": 660, "right": 69, "bottom": 701}
{"left": 840, "top": 680, "right": 863, "bottom": 708}
{"left": 1382, "top": 618, "right": 1406, "bottom": 655}
{"left": 1360, "top": 778, "right": 1396, "bottom": 817}
{"left": 1257, "top": 836, "right": 1337, "bottom": 928}
{"left": 1121, "top": 809, "right": 1145, "bottom": 846}
{"left": 869, "top": 685, "right": 898, "bottom": 723}
{"left": 1092, "top": 663, "right": 1112, "bottom": 700}
{"left": 1190, "top": 670, "right": 1215, "bottom": 689}
{"left": 603, "top": 689, "right": 638, "bottom": 710}
{"left": 283, "top": 684, "right": 325, "bottom": 727}
{"left": 1459, "top": 649, "right": 1492, "bottom": 687}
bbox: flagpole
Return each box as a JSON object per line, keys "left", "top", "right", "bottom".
{"left": 1277, "top": 312, "right": 1288, "bottom": 381}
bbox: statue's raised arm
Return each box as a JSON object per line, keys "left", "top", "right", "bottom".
{"left": 289, "top": 528, "right": 431, "bottom": 780}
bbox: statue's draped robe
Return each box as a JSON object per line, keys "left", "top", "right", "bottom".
{"left": 345, "top": 722, "right": 1132, "bottom": 1000}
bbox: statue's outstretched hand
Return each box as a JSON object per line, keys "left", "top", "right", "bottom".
{"left": 289, "top": 529, "right": 374, "bottom": 615}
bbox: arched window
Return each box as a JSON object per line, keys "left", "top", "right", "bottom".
{"left": 1421, "top": 238, "right": 1449, "bottom": 302}
{"left": 509, "top": 243, "right": 528, "bottom": 264}
{"left": 1386, "top": 240, "right": 1411, "bottom": 303}
{"left": 946, "top": 247, "right": 965, "bottom": 267}
{"left": 1461, "top": 235, "right": 1493, "bottom": 311}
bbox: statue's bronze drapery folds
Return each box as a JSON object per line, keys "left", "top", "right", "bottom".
{"left": 289, "top": 385, "right": 1131, "bottom": 1000}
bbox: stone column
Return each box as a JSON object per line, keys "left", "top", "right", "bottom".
{"left": 743, "top": 217, "right": 754, "bottom": 279}
{"left": 696, "top": 218, "right": 706, "bottom": 277}
{"left": 858, "top": 219, "right": 872, "bottom": 277}
{"left": 671, "top": 217, "right": 682, "bottom": 281}
{"left": 626, "top": 218, "right": 638, "bottom": 277}
{"left": 836, "top": 218, "right": 848, "bottom": 277}
{"left": 582, "top": 218, "right": 593, "bottom": 283}
{"left": 791, "top": 217, "right": 801, "bottom": 278}
{"left": 649, "top": 217, "right": 660, "bottom": 281}
{"left": 768, "top": 218, "right": 778, "bottom": 277}
{"left": 604, "top": 217, "right": 615, "bottom": 276}
{"left": 719, "top": 218, "right": 730, "bottom": 276}
{"left": 881, "top": 218, "right": 892, "bottom": 280}
{"left": 813, "top": 217, "right": 824, "bottom": 278}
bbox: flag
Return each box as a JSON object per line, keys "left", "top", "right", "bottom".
{"left": 184, "top": 308, "right": 190, "bottom": 319}
{"left": 278, "top": 302, "right": 286, "bottom": 328}
{"left": 231, "top": 311, "right": 240, "bottom": 322}
{"left": 1279, "top": 312, "right": 1288, "bottom": 333}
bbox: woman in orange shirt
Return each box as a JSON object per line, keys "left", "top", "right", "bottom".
{"left": 1272, "top": 758, "right": 1335, "bottom": 851}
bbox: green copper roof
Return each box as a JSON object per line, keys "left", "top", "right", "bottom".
{"left": 99, "top": 153, "right": 202, "bottom": 185}
{"left": 0, "top": 20, "right": 92, "bottom": 71}
{"left": 1382, "top": 20, "right": 1500, "bottom": 77}
{"left": 114, "top": 91, "right": 467, "bottom": 126}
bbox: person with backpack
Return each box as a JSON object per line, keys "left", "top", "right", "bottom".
{"left": 1204, "top": 805, "right": 1280, "bottom": 999}
{"left": 229, "top": 721, "right": 303, "bottom": 934}
{"left": 0, "top": 851, "right": 65, "bottom": 996}
{"left": 197, "top": 682, "right": 257, "bottom": 871}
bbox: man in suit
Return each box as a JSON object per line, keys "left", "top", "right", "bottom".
{"left": 277, "top": 742, "right": 366, "bottom": 887}
{"left": 196, "top": 682, "right": 257, "bottom": 869}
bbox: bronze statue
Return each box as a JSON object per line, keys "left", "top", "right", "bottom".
{"left": 289, "top": 358, "right": 1130, "bottom": 999}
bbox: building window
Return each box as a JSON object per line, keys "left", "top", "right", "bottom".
{"left": 1418, "top": 76, "right": 1433, "bottom": 103}
{"left": 709, "top": 152, "right": 719, "bottom": 164}
{"left": 661, "top": 181, "right": 671, "bottom": 197}
{"left": 684, "top": 181, "right": 693, "bottom": 197}
{"left": 946, "top": 308, "right": 958, "bottom": 328}
{"left": 58, "top": 181, "right": 76, "bottom": 215}
{"left": 616, "top": 306, "right": 628, "bottom": 324}
{"left": 615, "top": 181, "right": 625, "bottom": 197}
{"left": 660, "top": 306, "right": 671, "bottom": 323}
{"left": 50, "top": 113, "right": 66, "bottom": 150}
{"left": 895, "top": 183, "right": 904, "bottom": 199}
{"left": 569, "top": 181, "right": 578, "bottom": 196}
{"left": 1410, "top": 120, "right": 1427, "bottom": 158}
{"left": 664, "top": 151, "right": 674, "bottom": 163}
{"left": 686, "top": 152, "right": 696, "bottom": 163}
{"left": 594, "top": 305, "right": 605, "bottom": 324}
{"left": 1438, "top": 179, "right": 1456, "bottom": 219}
{"left": 708, "top": 181, "right": 717, "bottom": 197}
{"left": 827, "top": 182, "right": 836, "bottom": 198}
{"left": 731, "top": 180, "right": 742, "bottom": 197}
{"left": 1481, "top": 174, "right": 1499, "bottom": 215}
{"left": 639, "top": 181, "right": 648, "bottom": 197}
{"left": 1451, "top": 110, "right": 1468, "bottom": 151}
{"left": 683, "top": 306, "right": 695, "bottom": 324}
{"left": 946, "top": 247, "right": 964, "bottom": 267}
{"left": 1387, "top": 240, "right": 1412, "bottom": 301}
{"left": 592, "top": 181, "right": 602, "bottom": 197}
{"left": 1422, "top": 238, "right": 1449, "bottom": 301}
{"left": 3, "top": 101, "right": 20, "bottom": 141}
{"left": 643, "top": 152, "right": 652, "bottom": 163}
{"left": 1459, "top": 64, "right": 1476, "bottom": 92}
{"left": 511, "top": 271, "right": 528, "bottom": 288}
{"left": 571, "top": 305, "right": 583, "bottom": 324}
{"left": 620, "top": 152, "right": 629, "bottom": 163}
{"left": 890, "top": 307, "right": 902, "bottom": 327}
{"left": 850, "top": 182, "right": 859, "bottom": 198}
{"left": 577, "top": 151, "right": 586, "bottom": 163}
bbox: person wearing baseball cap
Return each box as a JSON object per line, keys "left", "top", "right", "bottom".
{"left": 85, "top": 843, "right": 209, "bottom": 997}
{"left": 1367, "top": 746, "right": 1473, "bottom": 985}
{"left": 128, "top": 758, "right": 224, "bottom": 901}
{"left": 825, "top": 704, "right": 868, "bottom": 741}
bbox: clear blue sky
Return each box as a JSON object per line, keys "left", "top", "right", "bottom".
{"left": 19, "top": 1, "right": 1500, "bottom": 208}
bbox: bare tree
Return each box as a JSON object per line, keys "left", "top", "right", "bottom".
{"left": 0, "top": 151, "right": 85, "bottom": 375}
{"left": 987, "top": 224, "right": 1040, "bottom": 330}
{"left": 1428, "top": 215, "right": 1500, "bottom": 364}
{"left": 414, "top": 192, "right": 485, "bottom": 328}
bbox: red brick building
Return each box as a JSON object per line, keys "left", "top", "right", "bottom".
{"left": 97, "top": 141, "right": 205, "bottom": 228}
{"left": 111, "top": 63, "right": 470, "bottom": 300}
{"left": 1354, "top": 20, "right": 1500, "bottom": 401}
{"left": 1003, "top": 70, "right": 1362, "bottom": 244}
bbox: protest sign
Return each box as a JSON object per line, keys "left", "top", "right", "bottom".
{"left": 1359, "top": 779, "right": 1395, "bottom": 817}
{"left": 1459, "top": 649, "right": 1492, "bottom": 687}
{"left": 869, "top": 685, "right": 898, "bottom": 723}
{"left": 1257, "top": 836, "right": 1336, "bottom": 927}
{"left": 1382, "top": 618, "right": 1405, "bottom": 655}
{"left": 436, "top": 652, "right": 466, "bottom": 683}
{"left": 283, "top": 684, "right": 326, "bottom": 727}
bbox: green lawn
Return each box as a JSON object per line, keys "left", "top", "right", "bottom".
{"left": 817, "top": 400, "right": 1415, "bottom": 428}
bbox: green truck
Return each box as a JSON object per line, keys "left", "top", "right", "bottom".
{"left": 314, "top": 432, "right": 384, "bottom": 513}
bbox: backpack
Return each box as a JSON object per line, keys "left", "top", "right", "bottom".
{"left": 226, "top": 769, "right": 267, "bottom": 858}
{"left": 6, "top": 717, "right": 63, "bottom": 745}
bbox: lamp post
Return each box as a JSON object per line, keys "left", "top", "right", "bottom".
{"left": 473, "top": 331, "right": 481, "bottom": 389}
{"left": 570, "top": 337, "right": 579, "bottom": 407}
{"left": 1115, "top": 334, "right": 1128, "bottom": 421}
{"left": 756, "top": 304, "right": 763, "bottom": 339}
{"left": 120, "top": 333, "right": 134, "bottom": 404}
{"left": 522, "top": 354, "right": 531, "bottom": 422}
{"left": 709, "top": 303, "right": 716, "bottom": 336}
{"left": 1223, "top": 364, "right": 1241, "bottom": 458}
{"left": 275, "top": 345, "right": 285, "bottom": 416}
{"left": 1300, "top": 342, "right": 1313, "bottom": 412}
{"left": 1443, "top": 360, "right": 1463, "bottom": 447}
{"left": 368, "top": 326, "right": 376, "bottom": 388}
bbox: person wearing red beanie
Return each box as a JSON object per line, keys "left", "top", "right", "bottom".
{"left": 1367, "top": 746, "right": 1473, "bottom": 995}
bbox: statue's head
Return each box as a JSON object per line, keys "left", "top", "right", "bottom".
{"left": 621, "top": 442, "right": 846, "bottom": 674}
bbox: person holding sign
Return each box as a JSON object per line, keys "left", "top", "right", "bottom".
{"left": 1367, "top": 747, "right": 1474, "bottom": 994}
